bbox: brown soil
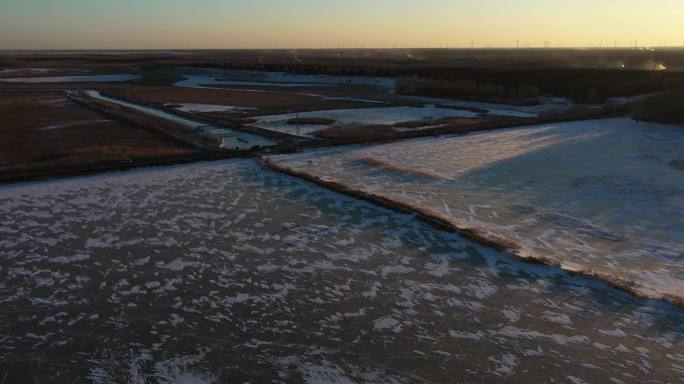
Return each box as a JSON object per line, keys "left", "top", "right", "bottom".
{"left": 316, "top": 124, "right": 397, "bottom": 139}
{"left": 286, "top": 117, "right": 336, "bottom": 125}
{"left": 0, "top": 93, "right": 193, "bottom": 172}
{"left": 0, "top": 80, "right": 385, "bottom": 119}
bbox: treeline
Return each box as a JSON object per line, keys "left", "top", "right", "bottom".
{"left": 397, "top": 76, "right": 540, "bottom": 102}
{"left": 396, "top": 69, "right": 684, "bottom": 102}
{"left": 188, "top": 62, "right": 398, "bottom": 78}
{"left": 187, "top": 60, "right": 684, "bottom": 103}
{"left": 635, "top": 88, "right": 684, "bottom": 124}
{"left": 0, "top": 58, "right": 20, "bottom": 68}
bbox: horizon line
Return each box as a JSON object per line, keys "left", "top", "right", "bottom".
{"left": 2, "top": 46, "right": 683, "bottom": 52}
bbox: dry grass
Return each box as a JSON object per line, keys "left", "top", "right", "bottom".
{"left": 434, "top": 104, "right": 490, "bottom": 114}
{"left": 459, "top": 227, "right": 522, "bottom": 252}
{"left": 315, "top": 124, "right": 396, "bottom": 139}
{"left": 99, "top": 85, "right": 372, "bottom": 117}
{"left": 0, "top": 93, "right": 193, "bottom": 172}
{"left": 394, "top": 117, "right": 479, "bottom": 129}
{"left": 286, "top": 117, "right": 336, "bottom": 125}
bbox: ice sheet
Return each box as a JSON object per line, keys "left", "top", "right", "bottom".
{"left": 2, "top": 159, "right": 684, "bottom": 382}
{"left": 175, "top": 68, "right": 395, "bottom": 92}
{"left": 254, "top": 104, "right": 536, "bottom": 136}
{"left": 169, "top": 103, "right": 257, "bottom": 113}
{"left": 269, "top": 118, "right": 684, "bottom": 302}
{"left": 0, "top": 74, "right": 140, "bottom": 83}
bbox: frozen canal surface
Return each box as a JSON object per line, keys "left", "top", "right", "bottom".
{"left": 175, "top": 68, "right": 395, "bottom": 92}
{"left": 269, "top": 118, "right": 684, "bottom": 303}
{"left": 0, "top": 74, "right": 140, "bottom": 83}
{"left": 254, "top": 106, "right": 475, "bottom": 136}
{"left": 254, "top": 105, "right": 535, "bottom": 136}
{"left": 86, "top": 91, "right": 276, "bottom": 150}
{"left": 2, "top": 159, "right": 684, "bottom": 383}
{"left": 169, "top": 103, "right": 257, "bottom": 114}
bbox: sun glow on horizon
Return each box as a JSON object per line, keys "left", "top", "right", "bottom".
{"left": 1, "top": 0, "right": 684, "bottom": 50}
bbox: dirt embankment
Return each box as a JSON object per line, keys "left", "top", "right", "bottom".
{"left": 262, "top": 159, "right": 521, "bottom": 253}
{"left": 286, "top": 117, "right": 336, "bottom": 125}
{"left": 0, "top": 151, "right": 253, "bottom": 185}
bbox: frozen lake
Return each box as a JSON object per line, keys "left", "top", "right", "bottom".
{"left": 269, "top": 118, "right": 684, "bottom": 303}
{"left": 2, "top": 159, "right": 684, "bottom": 382}
{"left": 175, "top": 68, "right": 395, "bottom": 92}
{"left": 254, "top": 105, "right": 535, "bottom": 136}
{"left": 0, "top": 74, "right": 140, "bottom": 83}
{"left": 168, "top": 102, "right": 257, "bottom": 113}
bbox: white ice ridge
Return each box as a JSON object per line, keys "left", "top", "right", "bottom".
{"left": 268, "top": 118, "right": 684, "bottom": 302}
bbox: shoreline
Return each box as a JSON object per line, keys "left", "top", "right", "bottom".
{"left": 0, "top": 150, "right": 252, "bottom": 185}
{"left": 2, "top": 149, "right": 681, "bottom": 308}
{"left": 262, "top": 157, "right": 684, "bottom": 308}
{"left": 0, "top": 108, "right": 624, "bottom": 185}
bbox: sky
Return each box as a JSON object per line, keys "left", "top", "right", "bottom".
{"left": 1, "top": 0, "right": 683, "bottom": 49}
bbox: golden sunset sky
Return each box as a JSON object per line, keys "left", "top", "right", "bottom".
{"left": 1, "top": 0, "right": 683, "bottom": 49}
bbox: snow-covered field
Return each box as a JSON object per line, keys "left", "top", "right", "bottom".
{"left": 1, "top": 159, "right": 684, "bottom": 383}
{"left": 0, "top": 74, "right": 140, "bottom": 83}
{"left": 269, "top": 118, "right": 684, "bottom": 303}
